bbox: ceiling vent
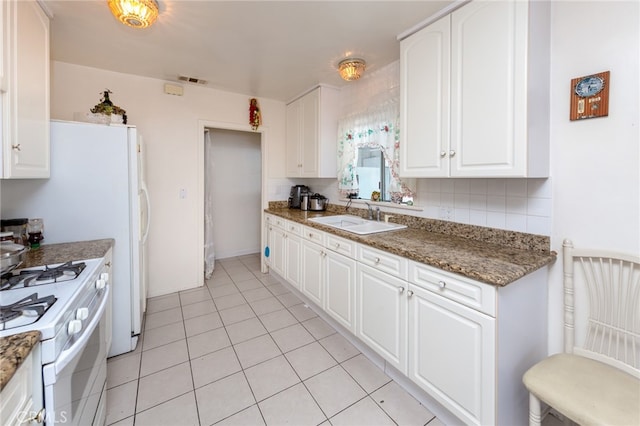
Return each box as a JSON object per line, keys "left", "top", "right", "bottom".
{"left": 178, "top": 75, "right": 208, "bottom": 85}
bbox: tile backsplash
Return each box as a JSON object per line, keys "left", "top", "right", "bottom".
{"left": 267, "top": 177, "right": 552, "bottom": 236}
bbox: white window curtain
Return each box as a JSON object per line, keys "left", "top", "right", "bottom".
{"left": 204, "top": 130, "right": 215, "bottom": 279}
{"left": 337, "top": 101, "right": 415, "bottom": 200}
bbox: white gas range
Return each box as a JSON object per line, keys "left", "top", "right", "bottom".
{"left": 0, "top": 256, "right": 111, "bottom": 425}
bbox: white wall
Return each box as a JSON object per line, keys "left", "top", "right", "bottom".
{"left": 546, "top": 0, "right": 639, "bottom": 353}
{"left": 47, "top": 61, "right": 287, "bottom": 297}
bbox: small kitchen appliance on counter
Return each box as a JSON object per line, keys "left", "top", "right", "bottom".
{"left": 309, "top": 193, "right": 329, "bottom": 211}
{"left": 288, "top": 185, "right": 310, "bottom": 209}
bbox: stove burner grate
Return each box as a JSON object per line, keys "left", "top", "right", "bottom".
{"left": 0, "top": 293, "right": 57, "bottom": 330}
{"left": 0, "top": 261, "right": 86, "bottom": 291}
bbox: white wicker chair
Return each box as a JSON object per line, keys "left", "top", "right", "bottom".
{"left": 523, "top": 239, "right": 640, "bottom": 425}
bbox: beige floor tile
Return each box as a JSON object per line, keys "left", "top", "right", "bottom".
{"left": 215, "top": 404, "right": 265, "bottom": 426}
{"left": 213, "top": 293, "right": 247, "bottom": 310}
{"left": 285, "top": 341, "right": 337, "bottom": 380}
{"left": 371, "top": 381, "right": 435, "bottom": 426}
{"left": 187, "top": 327, "right": 231, "bottom": 359}
{"left": 244, "top": 355, "right": 300, "bottom": 401}
{"left": 144, "top": 307, "right": 183, "bottom": 330}
{"left": 208, "top": 282, "right": 239, "bottom": 298}
{"left": 258, "top": 383, "right": 326, "bottom": 426}
{"left": 190, "top": 346, "right": 242, "bottom": 388}
{"left": 329, "top": 396, "right": 395, "bottom": 426}
{"left": 304, "top": 365, "right": 367, "bottom": 417}
{"left": 266, "top": 282, "right": 290, "bottom": 296}
{"left": 146, "top": 294, "right": 180, "bottom": 314}
{"left": 219, "top": 304, "right": 256, "bottom": 325}
{"left": 341, "top": 354, "right": 391, "bottom": 393}
{"left": 136, "top": 362, "right": 194, "bottom": 413}
{"left": 107, "top": 415, "right": 133, "bottom": 426}
{"left": 105, "top": 381, "right": 138, "bottom": 425}
{"left": 319, "top": 332, "right": 360, "bottom": 362}
{"left": 179, "top": 287, "right": 211, "bottom": 306}
{"left": 196, "top": 372, "right": 256, "bottom": 425}
{"left": 142, "top": 321, "right": 186, "bottom": 351}
{"left": 234, "top": 278, "right": 264, "bottom": 292}
{"left": 276, "top": 292, "right": 303, "bottom": 308}
{"left": 134, "top": 391, "right": 199, "bottom": 426}
{"left": 184, "top": 311, "right": 223, "bottom": 337}
{"left": 229, "top": 270, "right": 257, "bottom": 282}
{"left": 233, "top": 334, "right": 282, "bottom": 369}
{"left": 241, "top": 286, "right": 273, "bottom": 302}
{"left": 225, "top": 317, "right": 268, "bottom": 344}
{"left": 270, "top": 323, "right": 315, "bottom": 353}
{"left": 258, "top": 308, "right": 298, "bottom": 332}
{"left": 302, "top": 316, "right": 337, "bottom": 339}
{"left": 182, "top": 299, "right": 216, "bottom": 320}
{"left": 107, "top": 353, "right": 140, "bottom": 389}
{"left": 288, "top": 303, "right": 318, "bottom": 322}
{"left": 140, "top": 339, "right": 189, "bottom": 377}
{"left": 249, "top": 296, "right": 285, "bottom": 315}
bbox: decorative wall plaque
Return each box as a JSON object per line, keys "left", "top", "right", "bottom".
{"left": 570, "top": 71, "right": 610, "bottom": 120}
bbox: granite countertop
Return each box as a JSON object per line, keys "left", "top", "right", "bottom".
{"left": 21, "top": 238, "right": 114, "bottom": 268}
{"left": 266, "top": 207, "right": 555, "bottom": 286}
{"left": 0, "top": 331, "right": 40, "bottom": 392}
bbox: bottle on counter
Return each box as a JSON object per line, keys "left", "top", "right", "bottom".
{"left": 27, "top": 218, "right": 44, "bottom": 250}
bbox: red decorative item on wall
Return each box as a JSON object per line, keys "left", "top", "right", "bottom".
{"left": 249, "top": 98, "right": 262, "bottom": 130}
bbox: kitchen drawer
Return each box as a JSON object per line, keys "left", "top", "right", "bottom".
{"left": 284, "top": 220, "right": 303, "bottom": 236}
{"left": 358, "top": 245, "right": 408, "bottom": 280}
{"left": 326, "top": 234, "right": 356, "bottom": 259}
{"left": 273, "top": 216, "right": 287, "bottom": 229}
{"left": 409, "top": 261, "right": 496, "bottom": 316}
{"left": 303, "top": 226, "right": 325, "bottom": 245}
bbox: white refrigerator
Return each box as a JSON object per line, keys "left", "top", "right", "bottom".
{"left": 0, "top": 120, "right": 151, "bottom": 357}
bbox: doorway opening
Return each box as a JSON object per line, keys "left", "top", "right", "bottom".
{"left": 197, "top": 121, "right": 268, "bottom": 284}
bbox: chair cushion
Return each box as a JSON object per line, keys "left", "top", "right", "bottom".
{"left": 523, "top": 353, "right": 640, "bottom": 426}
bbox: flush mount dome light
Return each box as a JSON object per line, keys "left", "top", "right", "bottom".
{"left": 338, "top": 58, "right": 366, "bottom": 81}
{"left": 108, "top": 0, "right": 159, "bottom": 29}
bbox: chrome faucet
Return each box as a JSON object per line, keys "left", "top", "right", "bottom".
{"left": 376, "top": 207, "right": 381, "bottom": 221}
{"left": 365, "top": 202, "right": 373, "bottom": 220}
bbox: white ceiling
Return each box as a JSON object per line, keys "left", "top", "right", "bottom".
{"left": 44, "top": 0, "right": 453, "bottom": 102}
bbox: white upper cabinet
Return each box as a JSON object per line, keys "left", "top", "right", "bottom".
{"left": 1, "top": 0, "right": 50, "bottom": 179}
{"left": 400, "top": 0, "right": 550, "bottom": 178}
{"left": 286, "top": 85, "right": 340, "bottom": 178}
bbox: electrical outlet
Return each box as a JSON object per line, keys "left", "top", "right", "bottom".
{"left": 439, "top": 207, "right": 453, "bottom": 220}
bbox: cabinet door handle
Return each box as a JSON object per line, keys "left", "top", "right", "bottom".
{"left": 321, "top": 251, "right": 327, "bottom": 258}
{"left": 449, "top": 150, "right": 456, "bottom": 157}
{"left": 440, "top": 151, "right": 447, "bottom": 157}
{"left": 398, "top": 286, "right": 405, "bottom": 294}
{"left": 11, "top": 144, "right": 21, "bottom": 151}
{"left": 407, "top": 290, "right": 414, "bottom": 297}
{"left": 438, "top": 280, "right": 447, "bottom": 289}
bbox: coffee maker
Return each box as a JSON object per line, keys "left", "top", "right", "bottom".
{"left": 288, "top": 185, "right": 310, "bottom": 209}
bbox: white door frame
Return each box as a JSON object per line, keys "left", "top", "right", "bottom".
{"left": 196, "top": 120, "right": 269, "bottom": 285}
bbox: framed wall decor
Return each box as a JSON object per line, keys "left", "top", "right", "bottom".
{"left": 570, "top": 71, "right": 610, "bottom": 120}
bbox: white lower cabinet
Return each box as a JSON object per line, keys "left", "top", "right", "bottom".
{"left": 408, "top": 283, "right": 495, "bottom": 425}
{"left": 356, "top": 263, "right": 408, "bottom": 374}
{"left": 0, "top": 343, "right": 44, "bottom": 425}
{"left": 324, "top": 250, "right": 357, "bottom": 333}
{"left": 301, "top": 239, "right": 324, "bottom": 306}
{"left": 265, "top": 215, "right": 547, "bottom": 425}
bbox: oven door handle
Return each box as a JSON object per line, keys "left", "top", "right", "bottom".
{"left": 54, "top": 285, "right": 110, "bottom": 376}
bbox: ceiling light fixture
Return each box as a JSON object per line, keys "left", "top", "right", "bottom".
{"left": 108, "top": 0, "right": 159, "bottom": 29}
{"left": 338, "top": 58, "right": 366, "bottom": 81}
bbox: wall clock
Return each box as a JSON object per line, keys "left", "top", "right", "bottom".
{"left": 570, "top": 71, "right": 610, "bottom": 120}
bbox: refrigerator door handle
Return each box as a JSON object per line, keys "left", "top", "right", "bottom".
{"left": 141, "top": 183, "right": 151, "bottom": 244}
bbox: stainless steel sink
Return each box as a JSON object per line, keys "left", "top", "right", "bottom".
{"left": 308, "top": 215, "right": 407, "bottom": 235}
